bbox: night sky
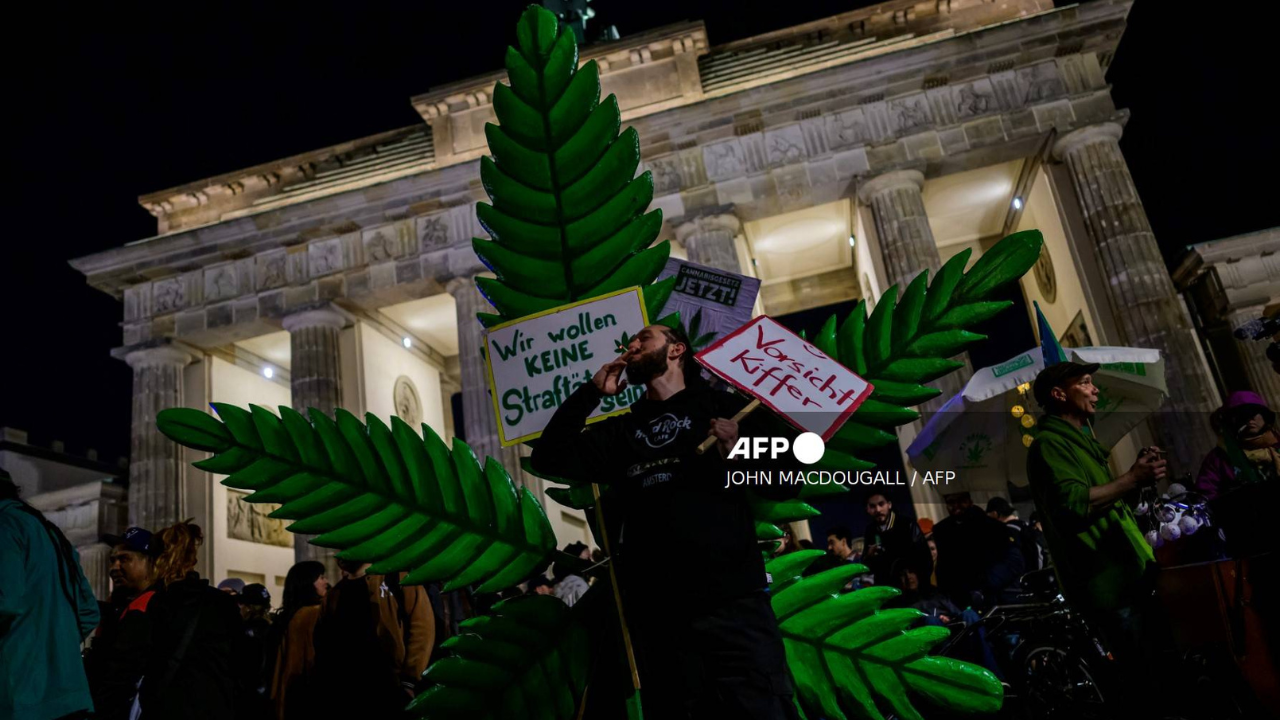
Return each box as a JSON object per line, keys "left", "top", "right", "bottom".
{"left": 5, "top": 1, "right": 1278, "bottom": 463}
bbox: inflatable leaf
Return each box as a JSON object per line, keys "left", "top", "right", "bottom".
{"left": 409, "top": 595, "right": 590, "bottom": 720}
{"left": 473, "top": 5, "right": 669, "bottom": 326}
{"left": 157, "top": 404, "right": 556, "bottom": 593}
{"left": 768, "top": 552, "right": 1003, "bottom": 720}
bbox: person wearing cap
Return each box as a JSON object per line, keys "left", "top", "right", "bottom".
{"left": 0, "top": 469, "right": 100, "bottom": 720}
{"left": 986, "top": 497, "right": 1040, "bottom": 573}
{"left": 1196, "top": 390, "right": 1278, "bottom": 556}
{"left": 218, "top": 577, "right": 246, "bottom": 596}
{"left": 235, "top": 584, "right": 274, "bottom": 720}
{"left": 1025, "top": 361, "right": 1166, "bottom": 655}
{"left": 87, "top": 526, "right": 163, "bottom": 720}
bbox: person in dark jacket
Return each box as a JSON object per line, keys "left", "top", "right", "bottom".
{"left": 531, "top": 322, "right": 801, "bottom": 720}
{"left": 987, "top": 496, "right": 1041, "bottom": 573}
{"left": 862, "top": 493, "right": 932, "bottom": 587}
{"left": 86, "top": 526, "right": 162, "bottom": 720}
{"left": 312, "top": 557, "right": 435, "bottom": 718}
{"left": 235, "top": 584, "right": 274, "bottom": 720}
{"left": 0, "top": 471, "right": 100, "bottom": 720}
{"left": 932, "top": 492, "right": 1023, "bottom": 609}
{"left": 138, "top": 521, "right": 241, "bottom": 720}
{"left": 888, "top": 562, "right": 961, "bottom": 624}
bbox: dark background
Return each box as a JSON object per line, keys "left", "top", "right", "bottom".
{"left": 5, "top": 1, "right": 1278, "bottom": 467}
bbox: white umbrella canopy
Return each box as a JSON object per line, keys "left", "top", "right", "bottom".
{"left": 907, "top": 346, "right": 1166, "bottom": 492}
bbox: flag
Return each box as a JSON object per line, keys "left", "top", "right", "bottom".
{"left": 1034, "top": 301, "right": 1067, "bottom": 366}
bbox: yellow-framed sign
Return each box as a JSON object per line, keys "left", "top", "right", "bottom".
{"left": 483, "top": 286, "right": 650, "bottom": 447}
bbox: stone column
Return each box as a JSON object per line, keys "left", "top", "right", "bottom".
{"left": 1228, "top": 308, "right": 1280, "bottom": 408}
{"left": 1053, "top": 122, "right": 1218, "bottom": 471}
{"left": 282, "top": 307, "right": 346, "bottom": 418}
{"left": 125, "top": 345, "right": 192, "bottom": 531}
{"left": 858, "top": 170, "right": 970, "bottom": 417}
{"left": 78, "top": 543, "right": 112, "bottom": 601}
{"left": 446, "top": 278, "right": 535, "bottom": 496}
{"left": 675, "top": 212, "right": 743, "bottom": 274}
{"left": 282, "top": 307, "right": 346, "bottom": 568}
{"left": 859, "top": 170, "right": 943, "bottom": 290}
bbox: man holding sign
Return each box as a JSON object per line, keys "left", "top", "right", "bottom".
{"left": 531, "top": 322, "right": 801, "bottom": 720}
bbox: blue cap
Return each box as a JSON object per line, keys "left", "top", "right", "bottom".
{"left": 217, "top": 578, "right": 246, "bottom": 594}
{"left": 104, "top": 527, "right": 159, "bottom": 556}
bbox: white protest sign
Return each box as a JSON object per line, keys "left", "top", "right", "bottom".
{"left": 653, "top": 258, "right": 760, "bottom": 347}
{"left": 695, "top": 316, "right": 873, "bottom": 440}
{"left": 485, "top": 287, "right": 649, "bottom": 447}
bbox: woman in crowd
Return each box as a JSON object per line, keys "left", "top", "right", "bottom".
{"left": 270, "top": 561, "right": 330, "bottom": 720}
{"left": 1196, "top": 390, "right": 1278, "bottom": 555}
{"left": 138, "top": 521, "right": 241, "bottom": 719}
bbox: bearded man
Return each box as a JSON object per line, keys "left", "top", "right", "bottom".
{"left": 532, "top": 322, "right": 800, "bottom": 720}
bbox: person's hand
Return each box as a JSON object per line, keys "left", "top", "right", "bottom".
{"left": 592, "top": 358, "right": 628, "bottom": 396}
{"left": 864, "top": 544, "right": 880, "bottom": 559}
{"left": 709, "top": 417, "right": 739, "bottom": 458}
{"left": 1128, "top": 446, "right": 1167, "bottom": 488}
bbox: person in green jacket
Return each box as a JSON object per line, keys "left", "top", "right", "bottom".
{"left": 0, "top": 470, "right": 101, "bottom": 720}
{"left": 1025, "top": 361, "right": 1166, "bottom": 652}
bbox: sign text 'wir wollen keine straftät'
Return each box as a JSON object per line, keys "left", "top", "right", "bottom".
{"left": 484, "top": 288, "right": 649, "bottom": 446}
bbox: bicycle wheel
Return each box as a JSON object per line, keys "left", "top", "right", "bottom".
{"left": 1015, "top": 644, "right": 1110, "bottom": 720}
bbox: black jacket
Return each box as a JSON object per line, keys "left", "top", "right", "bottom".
{"left": 87, "top": 587, "right": 159, "bottom": 720}
{"left": 139, "top": 576, "right": 241, "bottom": 719}
{"left": 531, "top": 382, "right": 798, "bottom": 610}
{"left": 862, "top": 510, "right": 932, "bottom": 587}
{"left": 933, "top": 506, "right": 1024, "bottom": 607}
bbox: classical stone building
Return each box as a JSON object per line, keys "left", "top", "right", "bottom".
{"left": 1, "top": 427, "right": 128, "bottom": 600}
{"left": 1175, "top": 228, "right": 1280, "bottom": 408}
{"left": 72, "top": 0, "right": 1221, "bottom": 577}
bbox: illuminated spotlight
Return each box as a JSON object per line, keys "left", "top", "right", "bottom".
{"left": 263, "top": 367, "right": 274, "bottom": 379}
{"left": 402, "top": 336, "right": 413, "bottom": 348}
{"left": 1012, "top": 197, "right": 1024, "bottom": 210}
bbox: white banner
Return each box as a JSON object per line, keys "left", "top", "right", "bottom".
{"left": 695, "top": 316, "right": 873, "bottom": 440}
{"left": 484, "top": 287, "right": 649, "bottom": 446}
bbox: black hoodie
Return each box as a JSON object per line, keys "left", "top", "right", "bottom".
{"left": 531, "top": 381, "right": 799, "bottom": 610}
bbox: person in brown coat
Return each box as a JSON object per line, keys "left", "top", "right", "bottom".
{"left": 312, "top": 558, "right": 435, "bottom": 717}
{"left": 270, "top": 561, "right": 329, "bottom": 720}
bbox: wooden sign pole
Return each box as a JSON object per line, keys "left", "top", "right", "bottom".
{"left": 695, "top": 398, "right": 761, "bottom": 455}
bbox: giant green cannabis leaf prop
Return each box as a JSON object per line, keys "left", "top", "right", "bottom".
{"left": 769, "top": 552, "right": 1004, "bottom": 720}
{"left": 472, "top": 5, "right": 671, "bottom": 327}
{"left": 746, "top": 231, "right": 1044, "bottom": 540}
{"left": 157, "top": 403, "right": 555, "bottom": 592}
{"left": 408, "top": 595, "right": 589, "bottom": 719}
{"left": 155, "top": 6, "right": 1050, "bottom": 720}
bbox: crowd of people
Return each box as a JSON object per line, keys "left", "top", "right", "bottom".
{"left": 1, "top": 463, "right": 603, "bottom": 720}
{"left": 2, "top": 329, "right": 1275, "bottom": 720}
{"left": 782, "top": 488, "right": 1042, "bottom": 620}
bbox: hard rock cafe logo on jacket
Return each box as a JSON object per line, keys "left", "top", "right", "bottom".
{"left": 637, "top": 413, "right": 693, "bottom": 448}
